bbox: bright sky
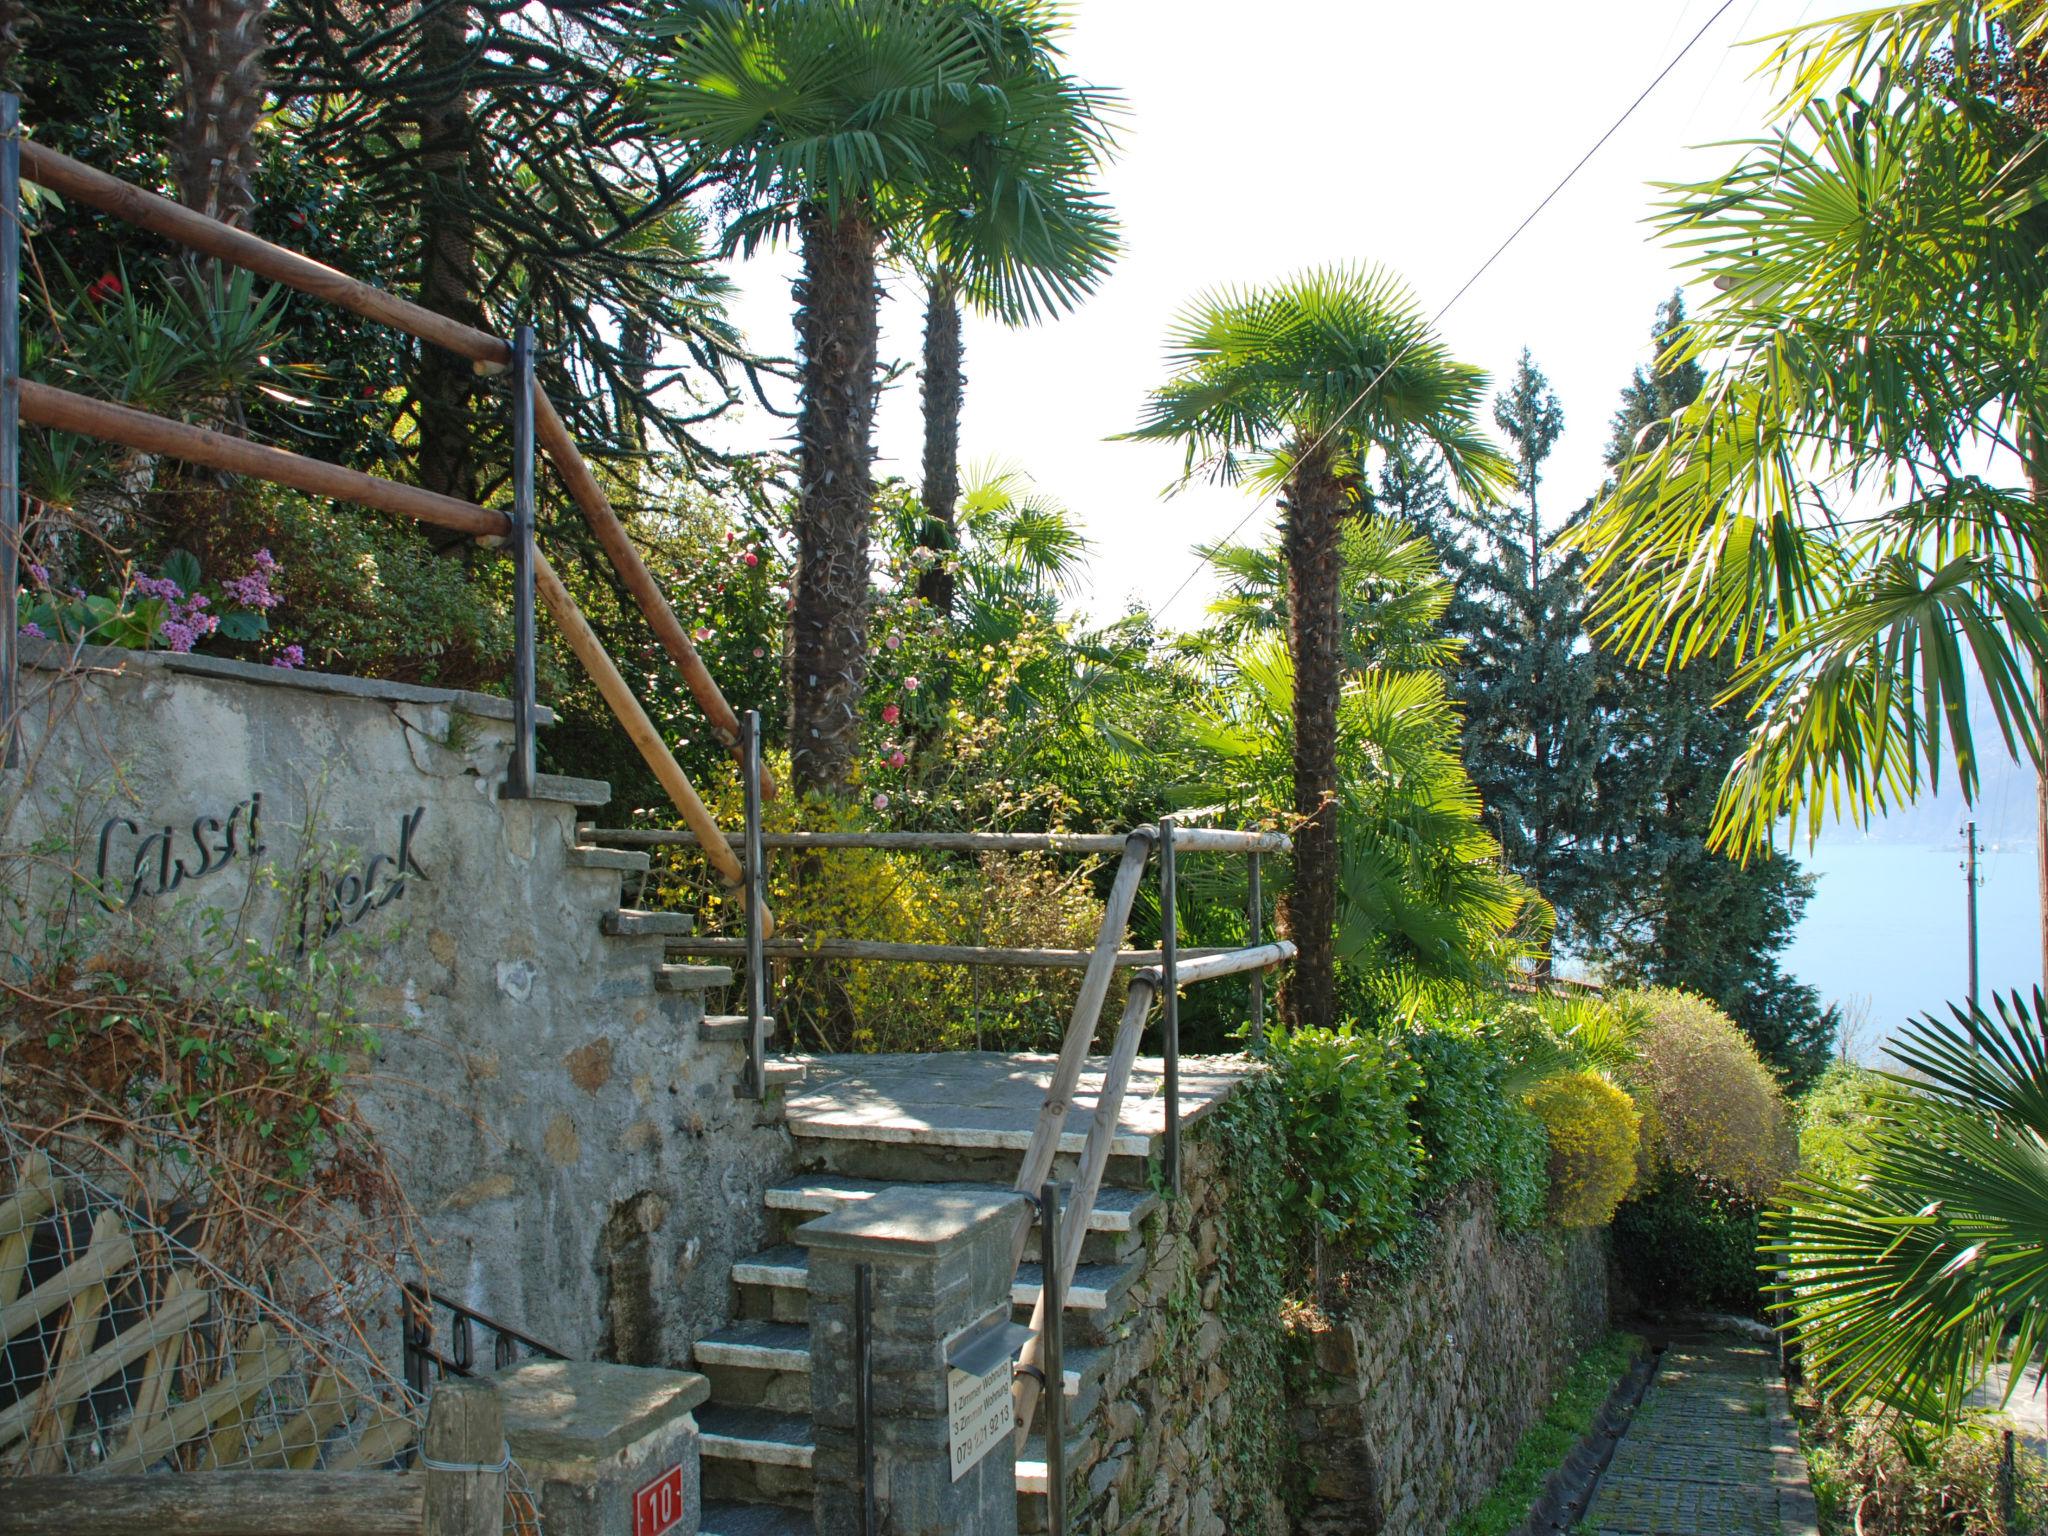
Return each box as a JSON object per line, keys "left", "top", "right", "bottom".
{"left": 713, "top": 0, "right": 1819, "bottom": 622}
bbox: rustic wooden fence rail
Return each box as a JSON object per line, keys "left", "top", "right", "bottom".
{"left": 0, "top": 96, "right": 769, "bottom": 913}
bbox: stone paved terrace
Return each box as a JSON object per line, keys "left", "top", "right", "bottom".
{"left": 783, "top": 1051, "right": 1259, "bottom": 1158}
{"left": 1586, "top": 1336, "right": 1819, "bottom": 1536}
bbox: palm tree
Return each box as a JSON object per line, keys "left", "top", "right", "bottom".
{"left": 1128, "top": 267, "right": 1511, "bottom": 1027}
{"left": 1765, "top": 994, "right": 2048, "bottom": 1429}
{"left": 649, "top": 0, "right": 1111, "bottom": 793}
{"left": 170, "top": 0, "right": 270, "bottom": 226}
{"left": 909, "top": 0, "right": 1119, "bottom": 615}
{"left": 1570, "top": 6, "right": 2048, "bottom": 979}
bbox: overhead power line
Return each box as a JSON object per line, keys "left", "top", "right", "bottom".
{"left": 1140, "top": 0, "right": 1740, "bottom": 627}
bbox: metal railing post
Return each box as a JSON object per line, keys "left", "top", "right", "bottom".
{"left": 1246, "top": 850, "right": 1264, "bottom": 1045}
{"left": 1159, "top": 815, "right": 1180, "bottom": 1197}
{"left": 855, "top": 1261, "right": 876, "bottom": 1536}
{"left": 742, "top": 708, "right": 768, "bottom": 1099}
{"left": 1040, "top": 1181, "right": 1066, "bottom": 1536}
{"left": 1, "top": 94, "right": 20, "bottom": 771}
{"left": 504, "top": 324, "right": 537, "bottom": 798}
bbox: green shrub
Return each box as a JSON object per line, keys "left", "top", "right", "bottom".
{"left": 1626, "top": 987, "right": 1795, "bottom": 1198}
{"left": 1259, "top": 1023, "right": 1424, "bottom": 1256}
{"left": 1523, "top": 1071, "right": 1640, "bottom": 1227}
{"left": 1611, "top": 1172, "right": 1766, "bottom": 1314}
{"left": 1406, "top": 1017, "right": 1550, "bottom": 1230}
{"left": 1796, "top": 1062, "right": 1887, "bottom": 1187}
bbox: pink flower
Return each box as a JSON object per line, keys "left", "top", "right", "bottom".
{"left": 889, "top": 750, "right": 906, "bottom": 769}
{"left": 694, "top": 627, "right": 713, "bottom": 641}
{"left": 871, "top": 793, "right": 889, "bottom": 812}
{"left": 884, "top": 632, "right": 902, "bottom": 651}
{"left": 881, "top": 704, "right": 900, "bottom": 724}
{"left": 742, "top": 551, "right": 759, "bottom": 567}
{"left": 902, "top": 676, "right": 920, "bottom": 692}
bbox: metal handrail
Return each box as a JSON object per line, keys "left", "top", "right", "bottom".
{"left": 400, "top": 1280, "right": 564, "bottom": 1398}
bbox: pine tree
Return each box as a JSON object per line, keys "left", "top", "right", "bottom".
{"left": 1439, "top": 350, "right": 1604, "bottom": 969}
{"left": 1576, "top": 295, "right": 1833, "bottom": 1089}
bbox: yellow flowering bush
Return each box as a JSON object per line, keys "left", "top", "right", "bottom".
{"left": 1522, "top": 1071, "right": 1641, "bottom": 1227}
{"left": 1626, "top": 988, "right": 1794, "bottom": 1199}
{"left": 642, "top": 758, "right": 1102, "bottom": 1053}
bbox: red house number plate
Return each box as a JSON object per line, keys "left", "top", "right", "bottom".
{"left": 633, "top": 1465, "right": 687, "bottom": 1536}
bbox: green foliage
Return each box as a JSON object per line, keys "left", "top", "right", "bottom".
{"left": 1768, "top": 992, "right": 2048, "bottom": 1426}
{"left": 1612, "top": 1174, "right": 1768, "bottom": 1315}
{"left": 1404, "top": 1015, "right": 1550, "bottom": 1232}
{"left": 1450, "top": 1331, "right": 1645, "bottom": 1536}
{"left": 1523, "top": 1070, "right": 1641, "bottom": 1228}
{"left": 1627, "top": 987, "right": 1796, "bottom": 1199}
{"left": 1256, "top": 1022, "right": 1424, "bottom": 1256}
{"left": 1797, "top": 1062, "right": 1887, "bottom": 1188}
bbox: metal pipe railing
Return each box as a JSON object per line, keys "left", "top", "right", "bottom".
{"left": 741, "top": 708, "right": 768, "bottom": 1099}
{"left": 1037, "top": 1181, "right": 1066, "bottom": 1536}
{"left": 592, "top": 825, "right": 1293, "bottom": 855}
{"left": 668, "top": 936, "right": 1234, "bottom": 968}
{"left": 0, "top": 96, "right": 18, "bottom": 772}
{"left": 504, "top": 324, "right": 537, "bottom": 798}
{"left": 1159, "top": 815, "right": 1181, "bottom": 1195}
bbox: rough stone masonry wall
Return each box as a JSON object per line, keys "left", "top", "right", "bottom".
{"left": 1291, "top": 1187, "right": 1610, "bottom": 1535}
{"left": 2, "top": 646, "right": 792, "bottom": 1369}
{"left": 1065, "top": 1083, "right": 1293, "bottom": 1536}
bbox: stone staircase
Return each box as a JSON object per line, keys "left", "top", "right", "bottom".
{"left": 688, "top": 1062, "right": 1173, "bottom": 1536}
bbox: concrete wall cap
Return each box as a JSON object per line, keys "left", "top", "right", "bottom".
{"left": 794, "top": 1184, "right": 1030, "bottom": 1258}
{"left": 494, "top": 1360, "right": 710, "bottom": 1462}
{"left": 21, "top": 638, "right": 555, "bottom": 726}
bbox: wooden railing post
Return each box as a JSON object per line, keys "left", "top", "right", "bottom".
{"left": 420, "top": 1376, "right": 505, "bottom": 1536}
{"left": 1, "top": 92, "right": 19, "bottom": 771}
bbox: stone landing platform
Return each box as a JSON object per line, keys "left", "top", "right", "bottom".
{"left": 782, "top": 1051, "right": 1259, "bottom": 1159}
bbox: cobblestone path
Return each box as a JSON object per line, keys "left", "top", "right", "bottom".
{"left": 1583, "top": 1336, "right": 1819, "bottom": 1535}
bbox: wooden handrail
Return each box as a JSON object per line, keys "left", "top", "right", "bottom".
{"left": 531, "top": 392, "right": 774, "bottom": 800}
{"left": 0, "top": 1471, "right": 429, "bottom": 1535}
{"left": 19, "top": 382, "right": 507, "bottom": 537}
{"left": 19, "top": 137, "right": 774, "bottom": 864}
{"left": 23, "top": 141, "right": 509, "bottom": 370}
{"left": 533, "top": 550, "right": 758, "bottom": 903}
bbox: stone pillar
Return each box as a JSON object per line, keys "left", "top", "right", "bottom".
{"left": 799, "top": 1185, "right": 1029, "bottom": 1536}
{"left": 493, "top": 1359, "right": 709, "bottom": 1536}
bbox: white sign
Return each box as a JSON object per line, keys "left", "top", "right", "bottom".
{"left": 947, "top": 1358, "right": 1015, "bottom": 1481}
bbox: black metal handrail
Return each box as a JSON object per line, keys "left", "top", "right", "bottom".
{"left": 400, "top": 1280, "right": 565, "bottom": 1397}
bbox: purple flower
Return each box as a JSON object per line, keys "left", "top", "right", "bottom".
{"left": 18, "top": 622, "right": 43, "bottom": 640}
{"left": 270, "top": 644, "right": 305, "bottom": 670}
{"left": 219, "top": 550, "right": 283, "bottom": 610}
{"left": 132, "top": 573, "right": 183, "bottom": 602}
{"left": 26, "top": 562, "right": 47, "bottom": 586}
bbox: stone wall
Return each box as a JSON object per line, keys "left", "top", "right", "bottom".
{"left": 2, "top": 646, "right": 792, "bottom": 1368}
{"left": 1290, "top": 1188, "right": 1610, "bottom": 1535}
{"left": 1063, "top": 1087, "right": 1292, "bottom": 1536}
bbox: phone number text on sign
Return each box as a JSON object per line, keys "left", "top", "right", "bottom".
{"left": 633, "top": 1464, "right": 687, "bottom": 1536}
{"left": 947, "top": 1359, "right": 1015, "bottom": 1481}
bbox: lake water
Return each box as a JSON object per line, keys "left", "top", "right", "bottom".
{"left": 1788, "top": 833, "right": 2040, "bottom": 1054}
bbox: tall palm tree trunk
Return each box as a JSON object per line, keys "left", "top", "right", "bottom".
{"left": 1279, "top": 451, "right": 1346, "bottom": 1029}
{"left": 170, "top": 0, "right": 269, "bottom": 227}
{"left": 916, "top": 270, "right": 963, "bottom": 616}
{"left": 790, "top": 202, "right": 881, "bottom": 797}
{"left": 415, "top": 0, "right": 483, "bottom": 505}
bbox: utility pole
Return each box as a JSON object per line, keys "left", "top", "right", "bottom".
{"left": 1964, "top": 820, "right": 1984, "bottom": 1014}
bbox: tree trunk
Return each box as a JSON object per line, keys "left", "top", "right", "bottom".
{"left": 1277, "top": 450, "right": 1346, "bottom": 1030}
{"left": 915, "top": 271, "right": 963, "bottom": 616}
{"left": 170, "top": 0, "right": 270, "bottom": 227}
{"left": 789, "top": 202, "right": 881, "bottom": 798}
{"left": 414, "top": 0, "right": 483, "bottom": 505}
{"left": 2029, "top": 458, "right": 2048, "bottom": 1002}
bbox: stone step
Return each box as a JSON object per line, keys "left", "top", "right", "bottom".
{"left": 792, "top": 1133, "right": 1152, "bottom": 1195}
{"left": 698, "top": 1501, "right": 811, "bottom": 1536}
{"left": 702, "top": 1014, "right": 777, "bottom": 1043}
{"left": 756, "top": 1060, "right": 808, "bottom": 1093}
{"left": 567, "top": 844, "right": 649, "bottom": 875}
{"left": 764, "top": 1176, "right": 1151, "bottom": 1265}
{"left": 656, "top": 963, "right": 733, "bottom": 993}
{"left": 696, "top": 1403, "right": 815, "bottom": 1510}
{"left": 601, "top": 908, "right": 695, "bottom": 938}
{"left": 505, "top": 773, "right": 610, "bottom": 808}
{"left": 694, "top": 1319, "right": 1105, "bottom": 1407}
